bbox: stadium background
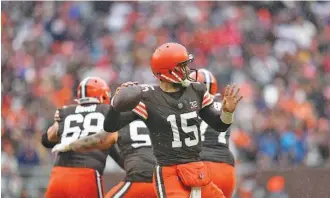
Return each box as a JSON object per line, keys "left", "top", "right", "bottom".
{"left": 1, "top": 1, "right": 329, "bottom": 198}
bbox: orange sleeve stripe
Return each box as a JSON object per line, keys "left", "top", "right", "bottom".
{"left": 136, "top": 102, "right": 146, "bottom": 112}
{"left": 202, "top": 98, "right": 212, "bottom": 107}
{"left": 133, "top": 108, "right": 148, "bottom": 119}
{"left": 136, "top": 105, "right": 147, "bottom": 114}
{"left": 203, "top": 92, "right": 210, "bottom": 100}
{"left": 202, "top": 93, "right": 213, "bottom": 108}
{"left": 138, "top": 102, "right": 146, "bottom": 108}
{"left": 133, "top": 102, "right": 148, "bottom": 119}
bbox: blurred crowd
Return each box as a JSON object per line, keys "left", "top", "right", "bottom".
{"left": 1, "top": 1, "right": 330, "bottom": 197}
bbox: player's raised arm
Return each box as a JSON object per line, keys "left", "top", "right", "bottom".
{"left": 199, "top": 85, "right": 242, "bottom": 131}
{"left": 41, "top": 110, "right": 61, "bottom": 148}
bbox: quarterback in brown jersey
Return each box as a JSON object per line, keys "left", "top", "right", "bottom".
{"left": 104, "top": 43, "right": 243, "bottom": 198}
{"left": 56, "top": 43, "right": 242, "bottom": 198}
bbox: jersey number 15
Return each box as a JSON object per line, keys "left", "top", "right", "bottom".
{"left": 167, "top": 111, "right": 200, "bottom": 148}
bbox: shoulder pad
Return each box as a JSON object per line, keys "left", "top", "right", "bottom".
{"left": 61, "top": 104, "right": 76, "bottom": 110}
{"left": 190, "top": 82, "right": 207, "bottom": 96}
{"left": 190, "top": 82, "right": 206, "bottom": 91}
{"left": 55, "top": 105, "right": 76, "bottom": 121}
{"left": 97, "top": 104, "right": 110, "bottom": 114}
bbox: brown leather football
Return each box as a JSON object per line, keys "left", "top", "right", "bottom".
{"left": 111, "top": 85, "right": 142, "bottom": 112}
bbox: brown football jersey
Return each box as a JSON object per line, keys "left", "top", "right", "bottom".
{"left": 103, "top": 83, "right": 231, "bottom": 166}
{"left": 54, "top": 104, "right": 109, "bottom": 174}
{"left": 116, "top": 120, "right": 156, "bottom": 182}
{"left": 131, "top": 83, "right": 214, "bottom": 166}
{"left": 200, "top": 99, "right": 235, "bottom": 166}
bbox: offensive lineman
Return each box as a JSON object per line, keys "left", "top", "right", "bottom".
{"left": 190, "top": 69, "right": 236, "bottom": 198}
{"left": 42, "top": 77, "right": 112, "bottom": 198}
{"left": 53, "top": 119, "right": 157, "bottom": 198}
{"left": 104, "top": 43, "right": 242, "bottom": 197}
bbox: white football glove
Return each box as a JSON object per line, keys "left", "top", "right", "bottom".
{"left": 52, "top": 142, "right": 72, "bottom": 153}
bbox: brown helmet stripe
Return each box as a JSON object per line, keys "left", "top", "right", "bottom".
{"left": 201, "top": 69, "right": 211, "bottom": 93}
{"left": 79, "top": 77, "right": 91, "bottom": 98}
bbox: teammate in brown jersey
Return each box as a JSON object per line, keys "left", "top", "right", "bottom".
{"left": 41, "top": 77, "right": 113, "bottom": 198}
{"left": 53, "top": 119, "right": 157, "bottom": 198}
{"left": 103, "top": 121, "right": 156, "bottom": 198}
{"left": 190, "top": 69, "right": 236, "bottom": 198}
{"left": 104, "top": 43, "right": 243, "bottom": 198}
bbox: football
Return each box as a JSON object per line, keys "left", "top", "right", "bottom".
{"left": 111, "top": 85, "right": 143, "bottom": 112}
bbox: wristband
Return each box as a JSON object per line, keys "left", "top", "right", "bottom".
{"left": 41, "top": 133, "right": 57, "bottom": 148}
{"left": 220, "top": 111, "right": 233, "bottom": 124}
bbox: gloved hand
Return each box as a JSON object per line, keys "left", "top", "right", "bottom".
{"left": 51, "top": 142, "right": 72, "bottom": 153}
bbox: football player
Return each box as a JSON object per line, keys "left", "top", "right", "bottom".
{"left": 41, "top": 77, "right": 113, "bottom": 198}
{"left": 103, "top": 121, "right": 157, "bottom": 198}
{"left": 54, "top": 43, "right": 242, "bottom": 198}
{"left": 106, "top": 43, "right": 243, "bottom": 198}
{"left": 190, "top": 69, "right": 236, "bottom": 198}
{"left": 52, "top": 119, "right": 157, "bottom": 198}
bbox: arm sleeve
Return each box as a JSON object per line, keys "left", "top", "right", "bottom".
{"left": 103, "top": 106, "right": 138, "bottom": 132}
{"left": 199, "top": 103, "right": 231, "bottom": 132}
{"left": 41, "top": 132, "right": 57, "bottom": 148}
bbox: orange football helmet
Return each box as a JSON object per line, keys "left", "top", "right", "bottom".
{"left": 189, "top": 69, "right": 218, "bottom": 95}
{"left": 151, "top": 43, "right": 195, "bottom": 84}
{"left": 76, "top": 77, "right": 111, "bottom": 104}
